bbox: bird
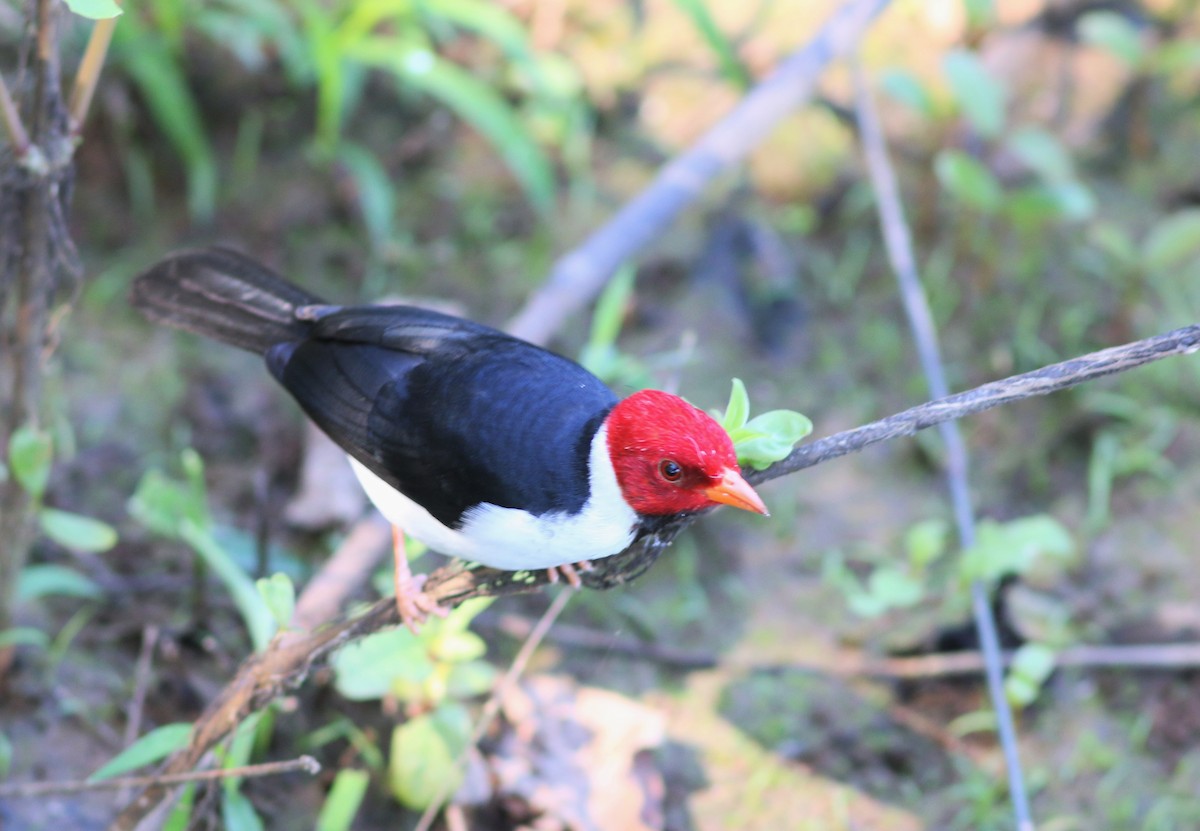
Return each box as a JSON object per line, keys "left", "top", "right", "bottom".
{"left": 131, "top": 247, "right": 769, "bottom": 630}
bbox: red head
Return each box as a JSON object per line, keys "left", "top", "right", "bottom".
{"left": 604, "top": 389, "right": 769, "bottom": 517}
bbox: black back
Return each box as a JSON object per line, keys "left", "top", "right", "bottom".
{"left": 265, "top": 306, "right": 617, "bottom": 528}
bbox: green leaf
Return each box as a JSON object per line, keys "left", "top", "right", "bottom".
{"left": 388, "top": 703, "right": 470, "bottom": 809}
{"left": 39, "top": 508, "right": 118, "bottom": 553}
{"left": 0, "top": 730, "right": 12, "bottom": 781}
{"left": 721, "top": 378, "right": 751, "bottom": 432}
{"left": 942, "top": 49, "right": 1006, "bottom": 137}
{"left": 221, "top": 788, "right": 266, "bottom": 831}
{"left": 1006, "top": 127, "right": 1074, "bottom": 181}
{"left": 669, "top": 0, "right": 752, "bottom": 89}
{"left": 866, "top": 566, "right": 924, "bottom": 609}
{"left": 316, "top": 769, "right": 370, "bottom": 831}
{"left": 935, "top": 150, "right": 1002, "bottom": 213}
{"left": 1078, "top": 11, "right": 1145, "bottom": 66}
{"left": 332, "top": 629, "right": 433, "bottom": 701}
{"left": 16, "top": 564, "right": 103, "bottom": 601}
{"left": 90, "top": 723, "right": 193, "bottom": 781}
{"left": 904, "top": 519, "right": 949, "bottom": 569}
{"left": 732, "top": 409, "right": 813, "bottom": 471}
{"left": 180, "top": 520, "right": 277, "bottom": 652}
{"left": 959, "top": 515, "right": 1073, "bottom": 584}
{"left": 429, "top": 630, "right": 487, "bottom": 663}
{"left": 128, "top": 451, "right": 211, "bottom": 538}
{"left": 1005, "top": 642, "right": 1057, "bottom": 708}
{"left": 0, "top": 627, "right": 50, "bottom": 650}
{"left": 114, "top": 25, "right": 217, "bottom": 220}
{"left": 1005, "top": 182, "right": 1095, "bottom": 225}
{"left": 445, "top": 661, "right": 498, "bottom": 698}
{"left": 8, "top": 426, "right": 52, "bottom": 500}
{"left": 1142, "top": 209, "right": 1200, "bottom": 272}
{"left": 579, "top": 264, "right": 636, "bottom": 379}
{"left": 256, "top": 573, "right": 296, "bottom": 630}
{"left": 350, "top": 41, "right": 555, "bottom": 215}
{"left": 336, "top": 142, "right": 396, "bottom": 253}
{"left": 162, "top": 783, "right": 197, "bottom": 831}
{"left": 64, "top": 0, "right": 122, "bottom": 18}
{"left": 879, "top": 69, "right": 935, "bottom": 118}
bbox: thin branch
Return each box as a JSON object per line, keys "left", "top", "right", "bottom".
{"left": 0, "top": 756, "right": 319, "bottom": 799}
{"left": 68, "top": 16, "right": 118, "bottom": 131}
{"left": 0, "top": 72, "right": 30, "bottom": 153}
{"left": 506, "top": 0, "right": 893, "bottom": 345}
{"left": 853, "top": 67, "right": 1032, "bottom": 830}
{"left": 750, "top": 322, "right": 1200, "bottom": 486}
{"left": 763, "top": 641, "right": 1200, "bottom": 680}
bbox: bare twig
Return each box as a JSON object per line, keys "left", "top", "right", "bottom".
{"left": 0, "top": 72, "right": 30, "bottom": 153}
{"left": 763, "top": 642, "right": 1200, "bottom": 680}
{"left": 750, "top": 322, "right": 1200, "bottom": 487}
{"left": 117, "top": 625, "right": 160, "bottom": 804}
{"left": 506, "top": 0, "right": 893, "bottom": 345}
{"left": 68, "top": 16, "right": 117, "bottom": 130}
{"left": 853, "top": 67, "right": 1032, "bottom": 830}
{"left": 0, "top": 755, "right": 319, "bottom": 799}
{"left": 485, "top": 613, "right": 717, "bottom": 670}
{"left": 290, "top": 514, "right": 390, "bottom": 632}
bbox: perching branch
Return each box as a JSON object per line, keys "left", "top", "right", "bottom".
{"left": 108, "top": 320, "right": 1200, "bottom": 830}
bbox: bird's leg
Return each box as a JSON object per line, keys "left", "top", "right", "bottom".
{"left": 392, "top": 525, "right": 448, "bottom": 633}
{"left": 545, "top": 560, "right": 594, "bottom": 589}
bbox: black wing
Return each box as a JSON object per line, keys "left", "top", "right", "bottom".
{"left": 265, "top": 306, "right": 617, "bottom": 528}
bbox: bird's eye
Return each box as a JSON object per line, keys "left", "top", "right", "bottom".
{"left": 659, "top": 459, "right": 683, "bottom": 482}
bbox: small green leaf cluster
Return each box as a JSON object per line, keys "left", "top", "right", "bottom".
{"left": 331, "top": 597, "right": 496, "bottom": 810}
{"left": 2, "top": 425, "right": 119, "bottom": 651}
{"left": 129, "top": 449, "right": 285, "bottom": 653}
{"left": 717, "top": 378, "right": 813, "bottom": 472}
{"left": 824, "top": 514, "right": 1076, "bottom": 708}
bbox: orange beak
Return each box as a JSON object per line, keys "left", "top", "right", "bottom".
{"left": 704, "top": 467, "right": 769, "bottom": 516}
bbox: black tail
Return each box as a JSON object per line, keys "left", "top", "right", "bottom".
{"left": 131, "top": 247, "right": 327, "bottom": 354}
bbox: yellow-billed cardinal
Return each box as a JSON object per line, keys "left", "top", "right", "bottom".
{"left": 132, "top": 248, "right": 768, "bottom": 630}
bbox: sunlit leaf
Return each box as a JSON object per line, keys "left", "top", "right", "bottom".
{"left": 879, "top": 69, "right": 935, "bottom": 118}
{"left": 732, "top": 409, "right": 812, "bottom": 471}
{"left": 17, "top": 564, "right": 103, "bottom": 601}
{"left": 332, "top": 629, "right": 433, "bottom": 701}
{"left": 935, "top": 150, "right": 1002, "bottom": 213}
{"left": 904, "top": 519, "right": 949, "bottom": 569}
{"left": 1142, "top": 209, "right": 1200, "bottom": 272}
{"left": 721, "top": 378, "right": 751, "bottom": 432}
{"left": 1078, "top": 11, "right": 1145, "bottom": 66}
{"left": 0, "top": 627, "right": 50, "bottom": 650}
{"left": 316, "top": 769, "right": 370, "bottom": 831}
{"left": 64, "top": 0, "right": 122, "bottom": 18}
{"left": 1006, "top": 127, "right": 1074, "bottom": 181}
{"left": 942, "top": 50, "right": 1006, "bottom": 137}
{"left": 89, "top": 723, "right": 193, "bottom": 781}
{"left": 256, "top": 573, "right": 296, "bottom": 630}
{"left": 388, "top": 703, "right": 470, "bottom": 809}
{"left": 959, "top": 515, "right": 1073, "bottom": 584}
{"left": 39, "top": 508, "right": 118, "bottom": 553}
{"left": 8, "top": 426, "right": 52, "bottom": 500}
{"left": 429, "top": 630, "right": 486, "bottom": 663}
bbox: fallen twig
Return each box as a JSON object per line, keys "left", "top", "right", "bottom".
{"left": 0, "top": 755, "right": 319, "bottom": 799}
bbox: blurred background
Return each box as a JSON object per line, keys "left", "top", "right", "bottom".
{"left": 3, "top": 0, "right": 1200, "bottom": 828}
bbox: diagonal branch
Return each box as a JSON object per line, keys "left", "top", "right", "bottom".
{"left": 506, "top": 0, "right": 893, "bottom": 345}
{"left": 108, "top": 320, "right": 1200, "bottom": 830}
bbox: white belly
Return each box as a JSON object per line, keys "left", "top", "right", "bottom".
{"left": 347, "top": 425, "right": 638, "bottom": 570}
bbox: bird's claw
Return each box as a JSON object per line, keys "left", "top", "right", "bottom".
{"left": 546, "top": 560, "right": 594, "bottom": 589}
{"left": 395, "top": 572, "right": 449, "bottom": 633}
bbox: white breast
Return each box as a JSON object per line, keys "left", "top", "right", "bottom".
{"left": 347, "top": 424, "right": 638, "bottom": 570}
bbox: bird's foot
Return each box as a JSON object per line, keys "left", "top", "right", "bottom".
{"left": 395, "top": 572, "right": 449, "bottom": 634}
{"left": 546, "top": 560, "right": 594, "bottom": 589}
